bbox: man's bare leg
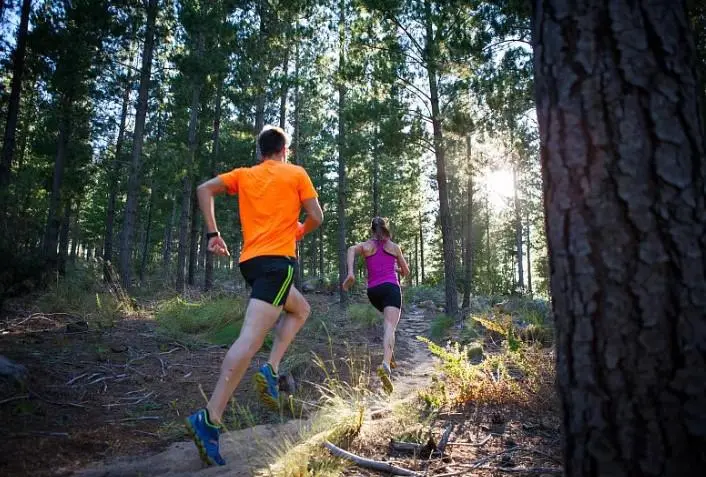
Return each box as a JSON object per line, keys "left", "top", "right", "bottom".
{"left": 206, "top": 298, "right": 281, "bottom": 423}
{"left": 267, "top": 286, "right": 310, "bottom": 373}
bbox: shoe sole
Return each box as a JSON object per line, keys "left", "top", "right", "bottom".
{"left": 377, "top": 367, "right": 394, "bottom": 394}
{"left": 184, "top": 419, "right": 216, "bottom": 466}
{"left": 254, "top": 372, "right": 280, "bottom": 411}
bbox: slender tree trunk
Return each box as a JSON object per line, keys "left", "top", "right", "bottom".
{"left": 138, "top": 184, "right": 155, "bottom": 283}
{"left": 462, "top": 137, "right": 474, "bottom": 308}
{"left": 187, "top": 186, "right": 199, "bottom": 285}
{"left": 104, "top": 60, "right": 133, "bottom": 282}
{"left": 70, "top": 199, "right": 81, "bottom": 262}
{"left": 372, "top": 131, "right": 380, "bottom": 217}
{"left": 419, "top": 211, "right": 425, "bottom": 283}
{"left": 485, "top": 188, "right": 491, "bottom": 292}
{"left": 513, "top": 165, "right": 524, "bottom": 293}
{"left": 162, "top": 198, "right": 177, "bottom": 277}
{"left": 254, "top": 0, "right": 267, "bottom": 138}
{"left": 414, "top": 235, "right": 419, "bottom": 286}
{"left": 176, "top": 33, "right": 205, "bottom": 293}
{"left": 44, "top": 100, "right": 70, "bottom": 267}
{"left": 119, "top": 0, "right": 157, "bottom": 290}
{"left": 279, "top": 32, "right": 290, "bottom": 129}
{"left": 424, "top": 0, "right": 457, "bottom": 315}
{"left": 337, "top": 0, "right": 348, "bottom": 306}
{"left": 58, "top": 200, "right": 71, "bottom": 274}
{"left": 0, "top": 0, "right": 31, "bottom": 187}
{"left": 533, "top": 0, "right": 706, "bottom": 474}
{"left": 526, "top": 215, "right": 532, "bottom": 296}
{"left": 205, "top": 76, "right": 223, "bottom": 291}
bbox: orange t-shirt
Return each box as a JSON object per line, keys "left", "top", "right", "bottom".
{"left": 219, "top": 160, "right": 318, "bottom": 263}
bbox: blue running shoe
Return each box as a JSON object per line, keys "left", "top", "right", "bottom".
{"left": 254, "top": 363, "right": 280, "bottom": 410}
{"left": 185, "top": 409, "right": 225, "bottom": 466}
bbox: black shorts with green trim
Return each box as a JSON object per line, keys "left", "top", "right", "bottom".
{"left": 239, "top": 255, "right": 296, "bottom": 307}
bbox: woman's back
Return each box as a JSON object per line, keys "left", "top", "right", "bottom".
{"left": 365, "top": 239, "right": 398, "bottom": 288}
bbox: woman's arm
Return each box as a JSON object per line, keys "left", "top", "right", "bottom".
{"left": 396, "top": 244, "right": 411, "bottom": 278}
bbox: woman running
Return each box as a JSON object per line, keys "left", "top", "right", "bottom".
{"left": 342, "top": 217, "right": 410, "bottom": 393}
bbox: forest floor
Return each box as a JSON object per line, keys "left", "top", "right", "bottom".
{"left": 0, "top": 268, "right": 562, "bottom": 477}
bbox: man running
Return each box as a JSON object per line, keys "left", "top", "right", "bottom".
{"left": 185, "top": 125, "right": 323, "bottom": 466}
{"left": 342, "top": 217, "right": 410, "bottom": 394}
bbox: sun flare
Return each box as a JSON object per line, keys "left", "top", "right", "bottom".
{"left": 482, "top": 168, "right": 515, "bottom": 211}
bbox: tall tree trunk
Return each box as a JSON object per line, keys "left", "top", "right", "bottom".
{"left": 372, "top": 129, "right": 380, "bottom": 217}
{"left": 187, "top": 186, "right": 199, "bottom": 285}
{"left": 419, "top": 211, "right": 425, "bottom": 283}
{"left": 532, "top": 0, "right": 706, "bottom": 475}
{"left": 176, "top": 34, "right": 205, "bottom": 293}
{"left": 44, "top": 100, "right": 70, "bottom": 268}
{"left": 485, "top": 188, "right": 491, "bottom": 292}
{"left": 162, "top": 198, "right": 177, "bottom": 277}
{"left": 279, "top": 33, "right": 290, "bottom": 129}
{"left": 513, "top": 165, "right": 524, "bottom": 292}
{"left": 205, "top": 77, "right": 224, "bottom": 291}
{"left": 0, "top": 0, "right": 31, "bottom": 187}
{"left": 462, "top": 137, "right": 474, "bottom": 308}
{"left": 424, "top": 0, "right": 457, "bottom": 315}
{"left": 526, "top": 215, "right": 532, "bottom": 296}
{"left": 119, "top": 0, "right": 157, "bottom": 290}
{"left": 337, "top": 0, "right": 348, "bottom": 306}
{"left": 104, "top": 59, "right": 133, "bottom": 282}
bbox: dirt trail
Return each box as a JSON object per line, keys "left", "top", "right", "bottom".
{"left": 74, "top": 305, "right": 436, "bottom": 477}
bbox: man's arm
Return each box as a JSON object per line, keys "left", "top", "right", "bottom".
{"left": 298, "top": 197, "right": 324, "bottom": 239}
{"left": 197, "top": 177, "right": 230, "bottom": 256}
{"left": 396, "top": 244, "right": 411, "bottom": 278}
{"left": 197, "top": 176, "right": 228, "bottom": 233}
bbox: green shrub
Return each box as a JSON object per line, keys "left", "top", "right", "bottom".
{"left": 405, "top": 285, "right": 445, "bottom": 305}
{"left": 347, "top": 303, "right": 381, "bottom": 328}
{"left": 430, "top": 313, "right": 455, "bottom": 341}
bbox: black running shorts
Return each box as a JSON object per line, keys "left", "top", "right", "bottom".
{"left": 239, "top": 256, "right": 296, "bottom": 307}
{"left": 367, "top": 283, "right": 402, "bottom": 312}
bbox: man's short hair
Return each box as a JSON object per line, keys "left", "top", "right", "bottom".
{"left": 257, "top": 125, "right": 291, "bottom": 159}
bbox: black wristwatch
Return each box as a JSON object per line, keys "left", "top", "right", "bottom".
{"left": 206, "top": 231, "right": 220, "bottom": 240}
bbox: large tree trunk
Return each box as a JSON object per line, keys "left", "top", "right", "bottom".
{"left": 462, "top": 137, "right": 474, "bottom": 309}
{"left": 104, "top": 60, "right": 133, "bottom": 282}
{"left": 513, "top": 165, "right": 524, "bottom": 292}
{"left": 44, "top": 101, "right": 70, "bottom": 268}
{"left": 138, "top": 183, "right": 155, "bottom": 283}
{"left": 0, "top": 0, "right": 31, "bottom": 187}
{"left": 176, "top": 34, "right": 205, "bottom": 293}
{"left": 119, "top": 0, "right": 157, "bottom": 290}
{"left": 532, "top": 0, "right": 706, "bottom": 475}
{"left": 414, "top": 235, "right": 419, "bottom": 286}
{"left": 70, "top": 199, "right": 81, "bottom": 262}
{"left": 424, "top": 0, "right": 457, "bottom": 316}
{"left": 337, "top": 0, "right": 348, "bottom": 306}
{"left": 58, "top": 200, "right": 71, "bottom": 274}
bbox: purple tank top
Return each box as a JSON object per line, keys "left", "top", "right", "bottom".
{"left": 365, "top": 240, "right": 399, "bottom": 288}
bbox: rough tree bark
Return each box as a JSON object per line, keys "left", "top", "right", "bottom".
{"left": 424, "top": 0, "right": 457, "bottom": 315}
{"left": 119, "top": 0, "right": 158, "bottom": 289}
{"left": 418, "top": 211, "right": 425, "bottom": 283}
{"left": 526, "top": 211, "right": 532, "bottom": 296}
{"left": 44, "top": 98, "right": 71, "bottom": 267}
{"left": 532, "top": 0, "right": 706, "bottom": 475}
{"left": 204, "top": 76, "right": 224, "bottom": 291}
{"left": 0, "top": 0, "right": 31, "bottom": 187}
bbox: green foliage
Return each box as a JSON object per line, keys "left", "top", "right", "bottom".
{"left": 347, "top": 303, "right": 381, "bottom": 327}
{"left": 430, "top": 313, "right": 455, "bottom": 341}
{"left": 405, "top": 285, "right": 445, "bottom": 305}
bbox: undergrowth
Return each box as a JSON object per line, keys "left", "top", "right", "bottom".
{"left": 347, "top": 303, "right": 381, "bottom": 328}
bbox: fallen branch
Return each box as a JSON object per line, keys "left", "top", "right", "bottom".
{"left": 29, "top": 390, "right": 88, "bottom": 408}
{"left": 446, "top": 434, "right": 492, "bottom": 447}
{"left": 107, "top": 416, "right": 161, "bottom": 423}
{"left": 65, "top": 373, "right": 88, "bottom": 386}
{"left": 437, "top": 424, "right": 454, "bottom": 455}
{"left": 323, "top": 441, "right": 421, "bottom": 477}
{"left": 0, "top": 394, "right": 29, "bottom": 405}
{"left": 480, "top": 465, "right": 562, "bottom": 474}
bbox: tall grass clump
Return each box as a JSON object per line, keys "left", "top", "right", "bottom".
{"left": 347, "top": 303, "right": 381, "bottom": 328}
{"left": 155, "top": 295, "right": 258, "bottom": 346}
{"left": 429, "top": 313, "right": 455, "bottom": 341}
